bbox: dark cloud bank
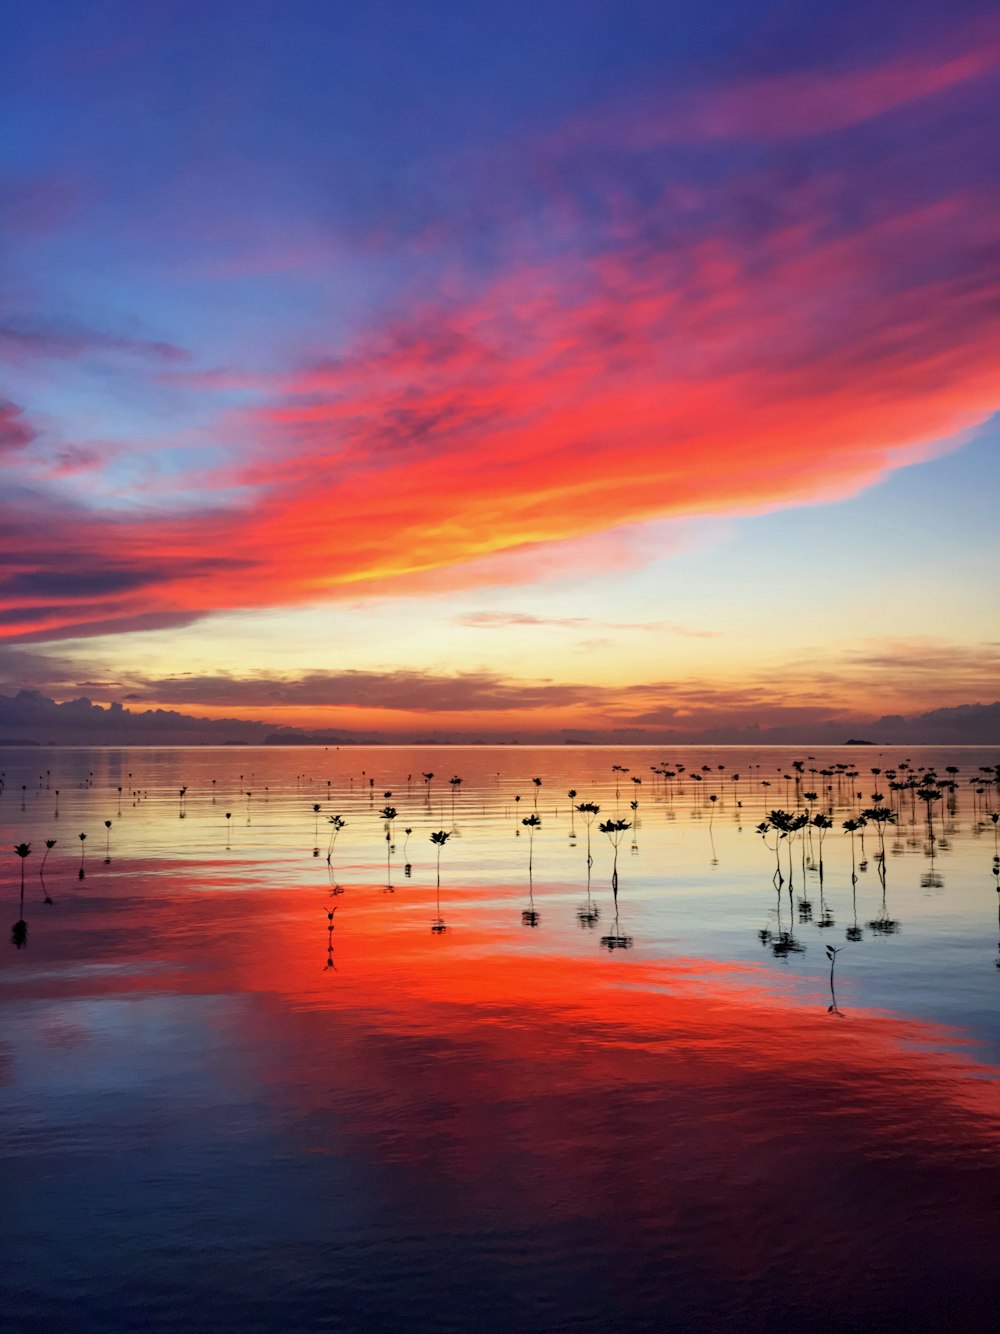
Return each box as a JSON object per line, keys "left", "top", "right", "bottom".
{"left": 0, "top": 688, "right": 998, "bottom": 748}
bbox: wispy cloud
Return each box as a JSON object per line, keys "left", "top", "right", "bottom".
{"left": 0, "top": 400, "right": 35, "bottom": 453}
{"left": 0, "top": 319, "right": 189, "bottom": 366}
{"left": 454, "top": 611, "right": 719, "bottom": 637}
{"left": 560, "top": 28, "right": 1000, "bottom": 149}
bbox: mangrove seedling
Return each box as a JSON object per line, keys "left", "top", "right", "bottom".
{"left": 576, "top": 802, "right": 600, "bottom": 867}
{"left": 521, "top": 815, "right": 541, "bottom": 926}
{"left": 40, "top": 838, "right": 56, "bottom": 903}
{"left": 14, "top": 841, "right": 30, "bottom": 895}
{"left": 429, "top": 829, "right": 451, "bottom": 932}
{"left": 326, "top": 814, "right": 347, "bottom": 863}
{"left": 381, "top": 805, "right": 398, "bottom": 887}
{"left": 599, "top": 818, "right": 631, "bottom": 892}
{"left": 11, "top": 844, "right": 28, "bottom": 946}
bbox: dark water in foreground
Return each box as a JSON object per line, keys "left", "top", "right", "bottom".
{"left": 2, "top": 745, "right": 999, "bottom": 1332}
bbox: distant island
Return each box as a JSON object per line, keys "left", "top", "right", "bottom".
{"left": 845, "top": 738, "right": 874, "bottom": 745}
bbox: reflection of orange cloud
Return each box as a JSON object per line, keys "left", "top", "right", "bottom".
{"left": 32, "top": 865, "right": 1000, "bottom": 1327}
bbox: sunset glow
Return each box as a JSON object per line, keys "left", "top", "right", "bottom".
{"left": 1, "top": 1, "right": 997, "bottom": 741}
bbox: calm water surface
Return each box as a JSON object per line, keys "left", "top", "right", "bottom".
{"left": 2, "top": 745, "right": 999, "bottom": 1332}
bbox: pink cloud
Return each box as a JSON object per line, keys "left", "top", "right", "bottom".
{"left": 607, "top": 38, "right": 1000, "bottom": 147}
{"left": 0, "top": 31, "right": 997, "bottom": 643}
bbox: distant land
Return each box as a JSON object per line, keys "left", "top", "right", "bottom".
{"left": 0, "top": 689, "right": 998, "bottom": 748}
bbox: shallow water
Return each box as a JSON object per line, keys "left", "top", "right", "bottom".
{"left": 2, "top": 745, "right": 999, "bottom": 1332}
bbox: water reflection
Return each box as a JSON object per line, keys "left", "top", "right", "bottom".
{"left": 325, "top": 905, "right": 337, "bottom": 970}
{"left": 576, "top": 856, "right": 600, "bottom": 929}
{"left": 867, "top": 861, "right": 901, "bottom": 935}
{"left": 2, "top": 745, "right": 1000, "bottom": 1333}
{"left": 5, "top": 869, "right": 1000, "bottom": 1332}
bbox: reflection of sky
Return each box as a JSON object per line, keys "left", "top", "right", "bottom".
{"left": 3, "top": 744, "right": 999, "bottom": 1049}
{"left": 3, "top": 782, "right": 1000, "bottom": 1331}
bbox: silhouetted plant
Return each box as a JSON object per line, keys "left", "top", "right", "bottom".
{"left": 576, "top": 802, "right": 600, "bottom": 867}
{"left": 811, "top": 812, "right": 832, "bottom": 880}
{"left": 104, "top": 819, "right": 112, "bottom": 863}
{"left": 757, "top": 819, "right": 782, "bottom": 883}
{"left": 522, "top": 812, "right": 541, "bottom": 869}
{"left": 599, "top": 816, "right": 634, "bottom": 951}
{"left": 917, "top": 785, "right": 941, "bottom": 846}
{"left": 381, "top": 805, "right": 398, "bottom": 887}
{"left": 381, "top": 805, "right": 397, "bottom": 845}
{"left": 40, "top": 838, "right": 56, "bottom": 903}
{"left": 521, "top": 814, "right": 541, "bottom": 925}
{"left": 759, "top": 810, "right": 808, "bottom": 887}
{"left": 842, "top": 817, "right": 862, "bottom": 883}
{"left": 14, "top": 841, "right": 30, "bottom": 894}
{"left": 599, "top": 818, "right": 631, "bottom": 892}
{"left": 860, "top": 805, "right": 896, "bottom": 865}
{"left": 326, "top": 814, "right": 346, "bottom": 863}
{"left": 429, "top": 829, "right": 451, "bottom": 932}
{"left": 12, "top": 842, "right": 30, "bottom": 944}
{"left": 611, "top": 764, "right": 629, "bottom": 813}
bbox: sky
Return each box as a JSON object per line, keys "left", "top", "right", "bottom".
{"left": 1, "top": 0, "right": 998, "bottom": 742}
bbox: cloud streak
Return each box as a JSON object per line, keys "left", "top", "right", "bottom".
{"left": 454, "top": 611, "right": 719, "bottom": 637}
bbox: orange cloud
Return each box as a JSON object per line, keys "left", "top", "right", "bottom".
{"left": 1, "top": 38, "right": 997, "bottom": 643}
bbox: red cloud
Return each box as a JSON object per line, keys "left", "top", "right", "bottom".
{"left": 1, "top": 36, "right": 997, "bottom": 642}
{"left": 0, "top": 399, "right": 36, "bottom": 453}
